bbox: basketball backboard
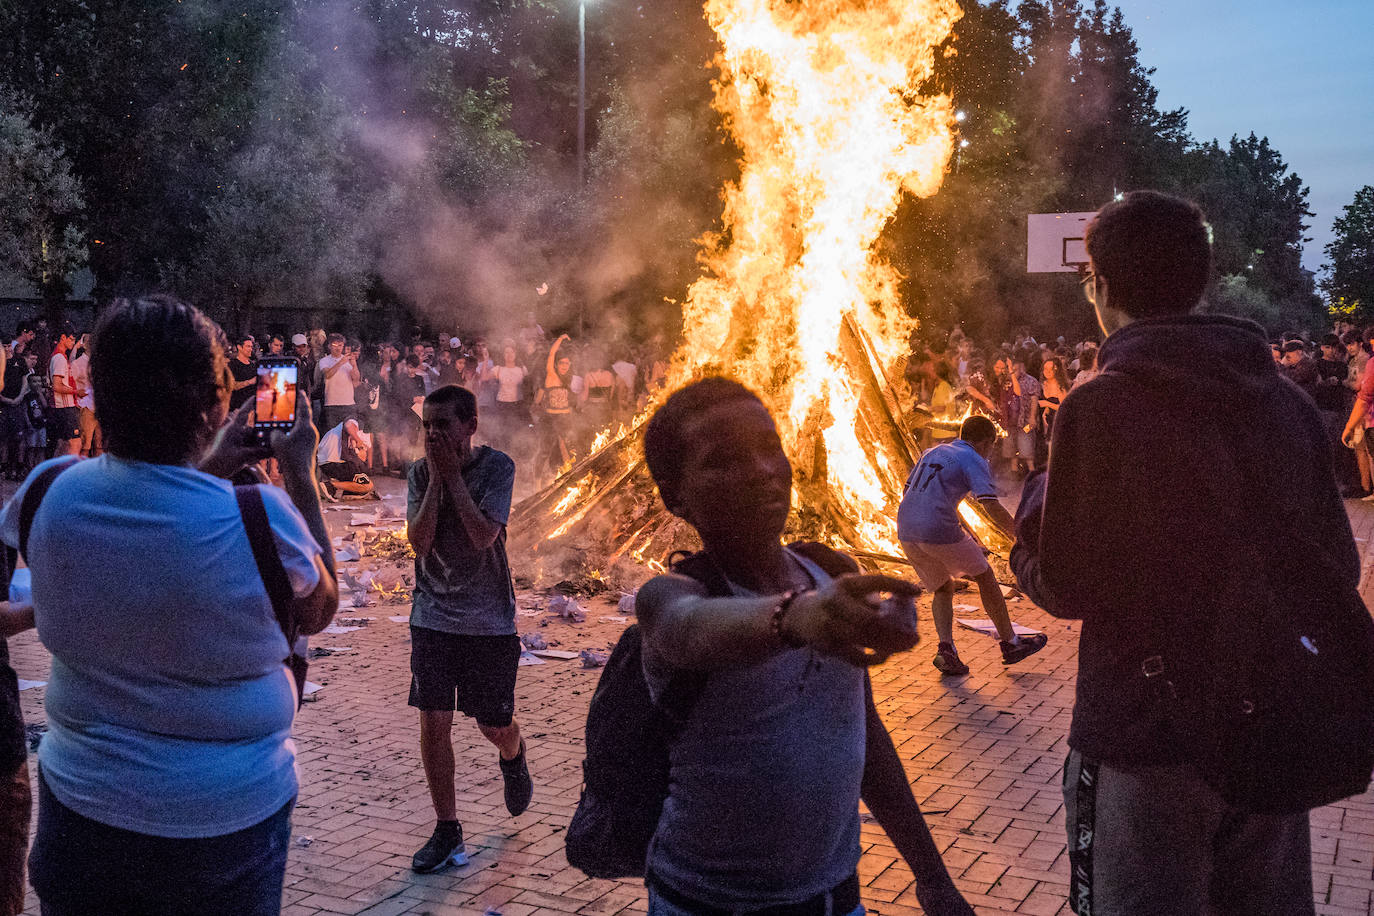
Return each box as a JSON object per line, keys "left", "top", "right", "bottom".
{"left": 1027, "top": 212, "right": 1097, "bottom": 273}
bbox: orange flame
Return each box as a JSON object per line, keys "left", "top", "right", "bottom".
{"left": 669, "top": 0, "right": 961, "bottom": 553}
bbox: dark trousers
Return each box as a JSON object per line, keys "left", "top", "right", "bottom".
{"left": 1063, "top": 750, "right": 1313, "bottom": 916}
{"left": 30, "top": 770, "right": 294, "bottom": 916}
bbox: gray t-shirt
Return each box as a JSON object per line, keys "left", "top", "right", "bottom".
{"left": 642, "top": 552, "right": 864, "bottom": 907}
{"left": 407, "top": 447, "right": 516, "bottom": 636}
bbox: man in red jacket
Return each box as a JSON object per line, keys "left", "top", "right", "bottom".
{"left": 1013, "top": 191, "right": 1356, "bottom": 916}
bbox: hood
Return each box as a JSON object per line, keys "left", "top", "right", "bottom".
{"left": 1096, "top": 313, "right": 1282, "bottom": 406}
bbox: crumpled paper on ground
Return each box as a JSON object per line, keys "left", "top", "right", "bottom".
{"left": 548, "top": 595, "right": 586, "bottom": 623}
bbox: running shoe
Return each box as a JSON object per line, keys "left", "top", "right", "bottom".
{"left": 933, "top": 643, "right": 970, "bottom": 677}
{"left": 411, "top": 821, "right": 468, "bottom": 873}
{"left": 500, "top": 740, "right": 533, "bottom": 816}
{"left": 1001, "top": 632, "right": 1048, "bottom": 665}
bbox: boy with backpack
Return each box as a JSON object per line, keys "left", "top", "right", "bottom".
{"left": 1012, "top": 191, "right": 1374, "bottom": 915}
{"left": 575, "top": 377, "right": 974, "bottom": 915}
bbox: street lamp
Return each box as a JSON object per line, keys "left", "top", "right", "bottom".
{"left": 578, "top": 0, "right": 590, "bottom": 187}
{"left": 954, "top": 110, "right": 969, "bottom": 172}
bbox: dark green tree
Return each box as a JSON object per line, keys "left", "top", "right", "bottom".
{"left": 1322, "top": 186, "right": 1374, "bottom": 317}
{"left": 0, "top": 92, "right": 87, "bottom": 314}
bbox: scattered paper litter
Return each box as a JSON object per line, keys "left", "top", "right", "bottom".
{"left": 617, "top": 592, "right": 637, "bottom": 616}
{"left": 389, "top": 615, "right": 410, "bottom": 623}
{"left": 335, "top": 545, "right": 361, "bottom": 562}
{"left": 322, "top": 624, "right": 363, "bottom": 635}
{"left": 520, "top": 633, "right": 548, "bottom": 651}
{"left": 531, "top": 649, "right": 580, "bottom": 660}
{"left": 548, "top": 595, "right": 586, "bottom": 622}
{"left": 580, "top": 649, "right": 609, "bottom": 669}
{"left": 599, "top": 616, "right": 628, "bottom": 625}
{"left": 518, "top": 650, "right": 546, "bottom": 666}
{"left": 17, "top": 679, "right": 45, "bottom": 691}
{"left": 302, "top": 681, "right": 324, "bottom": 696}
{"left": 955, "top": 618, "right": 1043, "bottom": 638}
{"left": 308, "top": 646, "right": 352, "bottom": 658}
{"left": 350, "top": 512, "right": 380, "bottom": 526}
{"left": 293, "top": 836, "right": 314, "bottom": 848}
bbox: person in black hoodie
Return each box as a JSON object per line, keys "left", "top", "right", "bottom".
{"left": 1012, "top": 191, "right": 1352, "bottom": 916}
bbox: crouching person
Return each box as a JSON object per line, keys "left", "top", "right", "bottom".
{"left": 317, "top": 416, "right": 375, "bottom": 499}
{"left": 635, "top": 378, "right": 974, "bottom": 916}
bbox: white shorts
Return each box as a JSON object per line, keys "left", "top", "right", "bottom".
{"left": 900, "top": 536, "right": 991, "bottom": 590}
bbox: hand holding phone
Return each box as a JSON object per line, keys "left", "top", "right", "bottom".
{"left": 255, "top": 357, "right": 300, "bottom": 442}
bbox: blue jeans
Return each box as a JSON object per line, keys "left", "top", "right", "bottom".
{"left": 30, "top": 769, "right": 294, "bottom": 916}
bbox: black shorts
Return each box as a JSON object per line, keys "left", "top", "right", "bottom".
{"left": 319, "top": 459, "right": 366, "bottom": 482}
{"left": 408, "top": 627, "right": 521, "bottom": 727}
{"left": 48, "top": 407, "right": 80, "bottom": 441}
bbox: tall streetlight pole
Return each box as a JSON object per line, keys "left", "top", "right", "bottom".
{"left": 577, "top": 0, "right": 587, "bottom": 187}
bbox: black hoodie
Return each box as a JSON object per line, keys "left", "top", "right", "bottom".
{"left": 1014, "top": 313, "right": 1359, "bottom": 767}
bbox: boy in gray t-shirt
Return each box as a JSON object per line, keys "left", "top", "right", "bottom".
{"left": 405, "top": 385, "right": 531, "bottom": 874}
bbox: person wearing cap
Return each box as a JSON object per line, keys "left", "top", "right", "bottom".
{"left": 46, "top": 323, "right": 83, "bottom": 457}
{"left": 1277, "top": 340, "right": 1318, "bottom": 399}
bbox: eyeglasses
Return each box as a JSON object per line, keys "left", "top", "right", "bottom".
{"left": 1080, "top": 270, "right": 1098, "bottom": 307}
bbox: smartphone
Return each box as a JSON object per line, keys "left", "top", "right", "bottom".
{"left": 255, "top": 357, "right": 300, "bottom": 441}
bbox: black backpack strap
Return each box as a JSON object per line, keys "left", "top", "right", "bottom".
{"left": 234, "top": 485, "right": 296, "bottom": 642}
{"left": 18, "top": 462, "right": 71, "bottom": 562}
{"left": 787, "top": 541, "right": 861, "bottom": 579}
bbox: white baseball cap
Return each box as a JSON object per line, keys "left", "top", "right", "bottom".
{"left": 291, "top": 333, "right": 308, "bottom": 346}
{"left": 449, "top": 337, "right": 462, "bottom": 349}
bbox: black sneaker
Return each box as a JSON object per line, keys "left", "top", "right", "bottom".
{"left": 932, "top": 643, "right": 970, "bottom": 677}
{"left": 1001, "top": 632, "right": 1048, "bottom": 665}
{"left": 500, "top": 740, "right": 533, "bottom": 816}
{"left": 411, "top": 821, "right": 468, "bottom": 873}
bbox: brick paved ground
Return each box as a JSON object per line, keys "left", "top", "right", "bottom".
{"left": 7, "top": 478, "right": 1374, "bottom": 915}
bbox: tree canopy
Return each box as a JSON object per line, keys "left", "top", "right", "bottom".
{"left": 0, "top": 0, "right": 1325, "bottom": 338}
{"left": 1323, "top": 186, "right": 1374, "bottom": 320}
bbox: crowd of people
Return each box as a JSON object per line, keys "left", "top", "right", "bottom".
{"left": 906, "top": 316, "right": 1374, "bottom": 503}
{"left": 0, "top": 189, "right": 1371, "bottom": 916}
{"left": 0, "top": 315, "right": 674, "bottom": 498}
{"left": 233, "top": 322, "right": 668, "bottom": 494}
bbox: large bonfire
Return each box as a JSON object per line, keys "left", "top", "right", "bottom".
{"left": 509, "top": 0, "right": 1009, "bottom": 588}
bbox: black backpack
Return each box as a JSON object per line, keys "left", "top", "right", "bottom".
{"left": 564, "top": 542, "right": 857, "bottom": 879}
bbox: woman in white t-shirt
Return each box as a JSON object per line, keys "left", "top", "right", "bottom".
{"left": 2, "top": 295, "right": 338, "bottom": 915}
{"left": 483, "top": 341, "right": 528, "bottom": 451}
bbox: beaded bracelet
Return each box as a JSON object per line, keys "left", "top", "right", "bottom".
{"left": 770, "top": 589, "right": 808, "bottom": 648}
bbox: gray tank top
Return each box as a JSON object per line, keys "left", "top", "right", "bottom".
{"left": 643, "top": 550, "right": 865, "bottom": 907}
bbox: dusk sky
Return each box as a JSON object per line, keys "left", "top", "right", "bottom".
{"left": 1110, "top": 0, "right": 1374, "bottom": 273}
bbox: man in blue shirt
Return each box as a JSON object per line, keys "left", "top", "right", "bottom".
{"left": 898, "top": 415, "right": 1047, "bottom": 675}
{"left": 406, "top": 385, "right": 532, "bottom": 873}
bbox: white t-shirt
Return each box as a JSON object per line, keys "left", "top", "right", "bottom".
{"left": 0, "top": 456, "right": 322, "bottom": 838}
{"left": 317, "top": 355, "right": 357, "bottom": 407}
{"left": 69, "top": 353, "right": 93, "bottom": 410}
{"left": 612, "top": 361, "right": 637, "bottom": 391}
{"left": 318, "top": 420, "right": 371, "bottom": 465}
{"left": 496, "top": 366, "right": 527, "bottom": 403}
{"left": 49, "top": 352, "right": 76, "bottom": 409}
